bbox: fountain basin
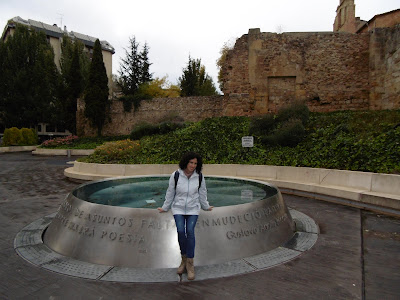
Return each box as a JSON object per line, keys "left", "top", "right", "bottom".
{"left": 43, "top": 175, "right": 295, "bottom": 268}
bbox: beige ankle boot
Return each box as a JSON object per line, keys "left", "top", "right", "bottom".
{"left": 177, "top": 255, "right": 187, "bottom": 274}
{"left": 186, "top": 258, "right": 195, "bottom": 280}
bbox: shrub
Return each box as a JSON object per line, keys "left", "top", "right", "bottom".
{"left": 20, "top": 128, "right": 38, "bottom": 145}
{"left": 158, "top": 122, "right": 186, "bottom": 134}
{"left": 277, "top": 101, "right": 310, "bottom": 124}
{"left": 31, "top": 129, "right": 39, "bottom": 145}
{"left": 273, "top": 119, "right": 306, "bottom": 147}
{"left": 40, "top": 135, "right": 79, "bottom": 148}
{"left": 2, "top": 127, "right": 23, "bottom": 146}
{"left": 250, "top": 102, "right": 309, "bottom": 147}
{"left": 132, "top": 116, "right": 251, "bottom": 164}
{"left": 130, "top": 123, "right": 160, "bottom": 140}
{"left": 89, "top": 139, "right": 140, "bottom": 163}
{"left": 130, "top": 122, "right": 186, "bottom": 140}
{"left": 249, "top": 114, "right": 275, "bottom": 136}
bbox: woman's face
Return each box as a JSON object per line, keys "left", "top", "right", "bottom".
{"left": 186, "top": 158, "right": 198, "bottom": 173}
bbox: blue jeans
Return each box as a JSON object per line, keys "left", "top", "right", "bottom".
{"left": 173, "top": 215, "right": 199, "bottom": 258}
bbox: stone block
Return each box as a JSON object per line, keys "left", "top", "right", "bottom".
{"left": 203, "top": 164, "right": 238, "bottom": 176}
{"left": 320, "top": 169, "right": 372, "bottom": 190}
{"left": 236, "top": 165, "right": 277, "bottom": 179}
{"left": 276, "top": 166, "right": 320, "bottom": 184}
{"left": 125, "top": 164, "right": 162, "bottom": 176}
{"left": 371, "top": 173, "right": 400, "bottom": 195}
{"left": 96, "top": 164, "right": 125, "bottom": 176}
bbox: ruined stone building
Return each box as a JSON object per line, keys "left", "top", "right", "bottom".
{"left": 221, "top": 0, "right": 400, "bottom": 115}
{"left": 79, "top": 0, "right": 400, "bottom": 136}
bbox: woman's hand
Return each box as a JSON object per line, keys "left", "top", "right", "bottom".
{"left": 157, "top": 207, "right": 165, "bottom": 213}
{"left": 207, "top": 206, "right": 214, "bottom": 211}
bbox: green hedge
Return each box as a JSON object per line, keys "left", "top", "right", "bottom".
{"left": 2, "top": 127, "right": 38, "bottom": 146}
{"left": 130, "top": 122, "right": 186, "bottom": 140}
{"left": 249, "top": 102, "right": 309, "bottom": 147}
{"left": 79, "top": 109, "right": 400, "bottom": 174}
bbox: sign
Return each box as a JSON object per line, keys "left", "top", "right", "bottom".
{"left": 242, "top": 136, "right": 254, "bottom": 147}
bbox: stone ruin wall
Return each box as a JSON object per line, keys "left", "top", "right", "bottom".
{"left": 221, "top": 26, "right": 400, "bottom": 115}
{"left": 77, "top": 96, "right": 225, "bottom": 136}
{"left": 369, "top": 25, "right": 400, "bottom": 110}
{"left": 222, "top": 29, "right": 371, "bottom": 115}
{"left": 77, "top": 26, "right": 400, "bottom": 136}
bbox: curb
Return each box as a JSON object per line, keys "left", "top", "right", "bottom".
{"left": 32, "top": 148, "right": 94, "bottom": 156}
{"left": 0, "top": 146, "right": 37, "bottom": 153}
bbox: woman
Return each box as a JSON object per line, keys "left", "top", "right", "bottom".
{"left": 158, "top": 152, "right": 213, "bottom": 280}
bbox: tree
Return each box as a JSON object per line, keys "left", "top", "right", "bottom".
{"left": 118, "top": 36, "right": 153, "bottom": 96}
{"left": 56, "top": 38, "right": 90, "bottom": 134}
{"left": 0, "top": 24, "right": 60, "bottom": 129}
{"left": 141, "top": 76, "right": 180, "bottom": 98}
{"left": 140, "top": 42, "right": 152, "bottom": 84}
{"left": 117, "top": 36, "right": 153, "bottom": 112}
{"left": 179, "top": 56, "right": 218, "bottom": 96}
{"left": 83, "top": 39, "right": 109, "bottom": 136}
{"left": 60, "top": 36, "right": 90, "bottom": 89}
{"left": 0, "top": 39, "right": 7, "bottom": 127}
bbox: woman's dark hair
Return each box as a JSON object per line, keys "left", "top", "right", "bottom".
{"left": 179, "top": 152, "right": 203, "bottom": 173}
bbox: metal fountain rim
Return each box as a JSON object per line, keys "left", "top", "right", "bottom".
{"left": 14, "top": 208, "right": 318, "bottom": 283}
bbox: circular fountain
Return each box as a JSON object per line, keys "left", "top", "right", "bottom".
{"left": 43, "top": 175, "right": 296, "bottom": 268}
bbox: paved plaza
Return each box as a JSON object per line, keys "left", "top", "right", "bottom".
{"left": 0, "top": 152, "right": 399, "bottom": 299}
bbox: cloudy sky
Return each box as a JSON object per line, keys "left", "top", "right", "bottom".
{"left": 1, "top": 0, "right": 399, "bottom": 90}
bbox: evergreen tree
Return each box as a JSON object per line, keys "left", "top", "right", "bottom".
{"left": 118, "top": 36, "right": 152, "bottom": 96}
{"left": 179, "top": 56, "right": 218, "bottom": 96}
{"left": 68, "top": 46, "right": 83, "bottom": 100}
{"left": 140, "top": 42, "right": 152, "bottom": 83}
{"left": 118, "top": 36, "right": 141, "bottom": 95}
{"left": 60, "top": 36, "right": 90, "bottom": 93}
{"left": 62, "top": 45, "right": 82, "bottom": 133}
{"left": 0, "top": 40, "right": 6, "bottom": 127}
{"left": 84, "top": 39, "right": 109, "bottom": 136}
{"left": 56, "top": 37, "right": 90, "bottom": 133}
{"left": 0, "top": 25, "right": 59, "bottom": 128}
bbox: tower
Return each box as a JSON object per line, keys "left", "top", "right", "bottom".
{"left": 333, "top": 0, "right": 356, "bottom": 32}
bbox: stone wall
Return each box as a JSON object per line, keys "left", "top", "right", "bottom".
{"left": 77, "top": 96, "right": 224, "bottom": 136}
{"left": 77, "top": 26, "right": 400, "bottom": 136}
{"left": 369, "top": 25, "right": 400, "bottom": 110}
{"left": 222, "top": 29, "right": 371, "bottom": 114}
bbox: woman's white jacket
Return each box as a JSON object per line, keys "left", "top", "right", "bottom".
{"left": 161, "top": 169, "right": 210, "bottom": 215}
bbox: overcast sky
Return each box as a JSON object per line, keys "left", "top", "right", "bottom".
{"left": 1, "top": 0, "right": 399, "bottom": 90}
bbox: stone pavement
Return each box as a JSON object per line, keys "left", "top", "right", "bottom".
{"left": 0, "top": 152, "right": 399, "bottom": 300}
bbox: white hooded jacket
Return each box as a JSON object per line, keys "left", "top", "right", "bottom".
{"left": 161, "top": 169, "right": 210, "bottom": 215}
